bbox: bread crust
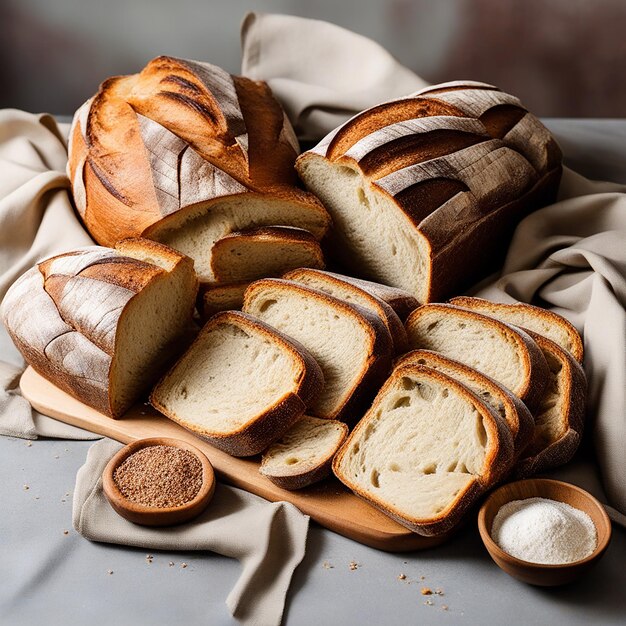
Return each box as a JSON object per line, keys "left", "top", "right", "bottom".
{"left": 282, "top": 268, "right": 408, "bottom": 354}
{"left": 149, "top": 311, "right": 325, "bottom": 457}
{"left": 259, "top": 420, "right": 349, "bottom": 490}
{"left": 395, "top": 349, "right": 535, "bottom": 459}
{"left": 332, "top": 364, "right": 514, "bottom": 536}
{"left": 449, "top": 296, "right": 584, "bottom": 363}
{"left": 405, "top": 304, "right": 549, "bottom": 411}
{"left": 242, "top": 278, "right": 393, "bottom": 422}
{"left": 514, "top": 333, "right": 587, "bottom": 478}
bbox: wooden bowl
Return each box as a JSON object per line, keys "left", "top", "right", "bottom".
{"left": 103, "top": 437, "right": 215, "bottom": 526}
{"left": 478, "top": 478, "right": 612, "bottom": 586}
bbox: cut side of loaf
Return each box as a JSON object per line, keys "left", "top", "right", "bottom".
{"left": 243, "top": 279, "right": 393, "bottom": 421}
{"left": 332, "top": 364, "right": 514, "bottom": 536}
{"left": 150, "top": 311, "right": 324, "bottom": 457}
{"left": 296, "top": 81, "right": 561, "bottom": 302}
{"left": 1, "top": 239, "right": 198, "bottom": 418}
{"left": 210, "top": 226, "right": 325, "bottom": 283}
{"left": 199, "top": 282, "right": 249, "bottom": 318}
{"left": 260, "top": 415, "right": 349, "bottom": 490}
{"left": 396, "top": 350, "right": 535, "bottom": 459}
{"left": 283, "top": 267, "right": 408, "bottom": 354}
{"left": 515, "top": 333, "right": 587, "bottom": 478}
{"left": 449, "top": 296, "right": 583, "bottom": 362}
{"left": 405, "top": 304, "right": 549, "bottom": 410}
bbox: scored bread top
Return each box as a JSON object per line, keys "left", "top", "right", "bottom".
{"left": 283, "top": 267, "right": 408, "bottom": 354}
{"left": 449, "top": 296, "right": 584, "bottom": 363}
{"left": 242, "top": 278, "right": 393, "bottom": 421}
{"left": 150, "top": 310, "right": 325, "bottom": 457}
{"left": 405, "top": 303, "right": 549, "bottom": 410}
{"left": 68, "top": 55, "right": 329, "bottom": 247}
{"left": 395, "top": 349, "right": 535, "bottom": 459}
{"left": 332, "top": 363, "right": 514, "bottom": 536}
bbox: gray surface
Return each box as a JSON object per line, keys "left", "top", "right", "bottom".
{"left": 1, "top": 119, "right": 626, "bottom": 626}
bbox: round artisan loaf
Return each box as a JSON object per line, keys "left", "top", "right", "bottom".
{"left": 67, "top": 56, "right": 330, "bottom": 283}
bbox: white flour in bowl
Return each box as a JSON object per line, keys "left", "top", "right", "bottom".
{"left": 491, "top": 497, "right": 597, "bottom": 565}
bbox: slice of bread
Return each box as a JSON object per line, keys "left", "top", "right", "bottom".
{"left": 396, "top": 350, "right": 535, "bottom": 459}
{"left": 260, "top": 415, "right": 349, "bottom": 490}
{"left": 405, "top": 304, "right": 549, "bottom": 410}
{"left": 210, "top": 226, "right": 325, "bottom": 283}
{"left": 150, "top": 310, "right": 324, "bottom": 456}
{"left": 283, "top": 268, "right": 408, "bottom": 353}
{"left": 308, "top": 271, "right": 419, "bottom": 321}
{"left": 515, "top": 332, "right": 586, "bottom": 477}
{"left": 1, "top": 239, "right": 198, "bottom": 418}
{"left": 332, "top": 363, "right": 514, "bottom": 536}
{"left": 449, "top": 296, "right": 583, "bottom": 362}
{"left": 199, "top": 282, "right": 249, "bottom": 318}
{"left": 242, "top": 278, "right": 393, "bottom": 421}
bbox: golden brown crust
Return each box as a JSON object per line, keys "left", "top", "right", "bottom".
{"left": 449, "top": 296, "right": 584, "bottom": 363}
{"left": 242, "top": 278, "right": 394, "bottom": 422}
{"left": 514, "top": 333, "right": 587, "bottom": 478}
{"left": 149, "top": 310, "right": 325, "bottom": 457}
{"left": 405, "top": 303, "right": 549, "bottom": 411}
{"left": 282, "top": 267, "right": 408, "bottom": 354}
{"left": 332, "top": 364, "right": 514, "bottom": 536}
{"left": 199, "top": 281, "right": 250, "bottom": 319}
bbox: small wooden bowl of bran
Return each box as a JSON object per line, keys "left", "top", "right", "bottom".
{"left": 103, "top": 437, "right": 215, "bottom": 526}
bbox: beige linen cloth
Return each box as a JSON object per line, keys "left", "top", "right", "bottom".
{"left": 242, "top": 12, "right": 626, "bottom": 523}
{"left": 74, "top": 439, "right": 309, "bottom": 626}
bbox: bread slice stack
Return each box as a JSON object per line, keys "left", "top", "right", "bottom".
{"left": 260, "top": 416, "right": 349, "bottom": 490}
{"left": 242, "top": 278, "right": 393, "bottom": 421}
{"left": 333, "top": 363, "right": 515, "bottom": 536}
{"left": 151, "top": 311, "right": 324, "bottom": 456}
{"left": 449, "top": 297, "right": 586, "bottom": 476}
{"left": 1, "top": 239, "right": 198, "bottom": 418}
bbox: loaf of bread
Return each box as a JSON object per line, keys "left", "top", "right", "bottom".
{"left": 283, "top": 267, "right": 408, "bottom": 354}
{"left": 243, "top": 278, "right": 393, "bottom": 421}
{"left": 67, "top": 56, "right": 331, "bottom": 286}
{"left": 405, "top": 304, "right": 549, "bottom": 410}
{"left": 1, "top": 239, "right": 198, "bottom": 418}
{"left": 150, "top": 311, "right": 324, "bottom": 456}
{"left": 396, "top": 350, "right": 535, "bottom": 459}
{"left": 199, "top": 281, "right": 250, "bottom": 318}
{"left": 333, "top": 363, "right": 515, "bottom": 536}
{"left": 260, "top": 415, "right": 349, "bottom": 490}
{"left": 296, "top": 81, "right": 561, "bottom": 302}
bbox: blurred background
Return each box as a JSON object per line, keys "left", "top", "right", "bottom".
{"left": 2, "top": 0, "right": 625, "bottom": 117}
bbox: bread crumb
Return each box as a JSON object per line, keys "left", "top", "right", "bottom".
{"left": 23, "top": 484, "right": 29, "bottom": 490}
{"left": 26, "top": 441, "right": 32, "bottom": 447}
{"left": 349, "top": 561, "right": 359, "bottom": 571}
{"left": 322, "top": 561, "right": 334, "bottom": 569}
{"left": 421, "top": 587, "right": 432, "bottom": 595}
{"left": 107, "top": 570, "right": 114, "bottom": 575}
{"left": 424, "top": 599, "right": 433, "bottom": 606}
{"left": 435, "top": 588, "right": 444, "bottom": 596}
{"left": 181, "top": 563, "right": 188, "bottom": 569}
{"left": 63, "top": 530, "right": 69, "bottom": 535}
{"left": 442, "top": 605, "right": 449, "bottom": 611}
{"left": 398, "top": 573, "right": 407, "bottom": 581}
{"left": 420, "top": 575, "right": 425, "bottom": 580}
{"left": 146, "top": 554, "right": 153, "bottom": 564}
{"left": 169, "top": 562, "right": 175, "bottom": 567}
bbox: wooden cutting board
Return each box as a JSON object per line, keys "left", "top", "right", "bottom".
{"left": 20, "top": 366, "right": 449, "bottom": 552}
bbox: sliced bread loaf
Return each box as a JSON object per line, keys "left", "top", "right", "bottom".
{"left": 396, "top": 350, "right": 535, "bottom": 459}
{"left": 449, "top": 296, "right": 583, "bottom": 362}
{"left": 283, "top": 267, "right": 408, "bottom": 353}
{"left": 514, "top": 333, "right": 586, "bottom": 477}
{"left": 150, "top": 311, "right": 324, "bottom": 456}
{"left": 1, "top": 239, "right": 198, "bottom": 418}
{"left": 199, "top": 281, "right": 249, "bottom": 318}
{"left": 332, "top": 363, "right": 515, "bottom": 536}
{"left": 405, "top": 304, "right": 549, "bottom": 410}
{"left": 260, "top": 415, "right": 349, "bottom": 490}
{"left": 242, "top": 278, "right": 393, "bottom": 421}
{"left": 210, "top": 226, "right": 325, "bottom": 283}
